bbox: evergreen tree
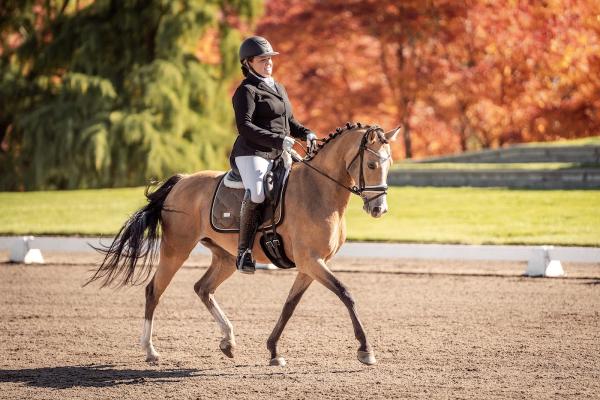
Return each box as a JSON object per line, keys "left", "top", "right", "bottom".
{"left": 0, "top": 0, "right": 261, "bottom": 190}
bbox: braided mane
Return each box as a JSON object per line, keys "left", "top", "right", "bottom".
{"left": 304, "top": 121, "right": 386, "bottom": 161}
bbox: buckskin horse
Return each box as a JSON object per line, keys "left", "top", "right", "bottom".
{"left": 87, "top": 122, "right": 400, "bottom": 366}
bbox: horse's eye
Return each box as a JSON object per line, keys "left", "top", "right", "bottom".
{"left": 368, "top": 161, "right": 377, "bottom": 169}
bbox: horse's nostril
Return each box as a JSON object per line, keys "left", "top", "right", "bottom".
{"left": 372, "top": 206, "right": 381, "bottom": 215}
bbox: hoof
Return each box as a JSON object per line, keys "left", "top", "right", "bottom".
{"left": 219, "top": 339, "right": 235, "bottom": 358}
{"left": 145, "top": 352, "right": 160, "bottom": 363}
{"left": 269, "top": 356, "right": 286, "bottom": 366}
{"left": 357, "top": 350, "right": 376, "bottom": 365}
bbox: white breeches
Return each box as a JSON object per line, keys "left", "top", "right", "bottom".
{"left": 235, "top": 156, "right": 274, "bottom": 203}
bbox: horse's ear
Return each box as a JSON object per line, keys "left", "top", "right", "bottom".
{"left": 384, "top": 126, "right": 402, "bottom": 142}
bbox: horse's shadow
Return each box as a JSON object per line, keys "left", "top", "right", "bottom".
{"left": 0, "top": 364, "right": 201, "bottom": 389}
{"left": 0, "top": 363, "right": 365, "bottom": 388}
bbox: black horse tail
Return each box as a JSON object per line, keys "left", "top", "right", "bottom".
{"left": 85, "top": 174, "right": 184, "bottom": 288}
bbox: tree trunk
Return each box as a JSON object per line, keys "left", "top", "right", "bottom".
{"left": 401, "top": 97, "right": 412, "bottom": 159}
{"left": 402, "top": 124, "right": 412, "bottom": 159}
{"left": 458, "top": 102, "right": 469, "bottom": 151}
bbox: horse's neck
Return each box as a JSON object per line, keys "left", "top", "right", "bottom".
{"left": 293, "top": 131, "right": 359, "bottom": 215}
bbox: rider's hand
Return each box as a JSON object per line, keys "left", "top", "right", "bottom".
{"left": 306, "top": 132, "right": 318, "bottom": 155}
{"left": 282, "top": 136, "right": 295, "bottom": 152}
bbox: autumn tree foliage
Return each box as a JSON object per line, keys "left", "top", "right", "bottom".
{"left": 257, "top": 0, "right": 600, "bottom": 159}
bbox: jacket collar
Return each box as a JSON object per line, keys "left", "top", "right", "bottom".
{"left": 245, "top": 73, "right": 282, "bottom": 99}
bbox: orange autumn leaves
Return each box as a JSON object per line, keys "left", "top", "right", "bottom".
{"left": 256, "top": 0, "right": 600, "bottom": 159}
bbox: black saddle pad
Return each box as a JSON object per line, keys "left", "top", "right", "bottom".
{"left": 210, "top": 168, "right": 288, "bottom": 233}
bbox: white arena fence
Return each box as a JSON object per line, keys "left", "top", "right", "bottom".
{"left": 1, "top": 236, "right": 598, "bottom": 277}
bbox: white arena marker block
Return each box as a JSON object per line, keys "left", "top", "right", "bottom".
{"left": 525, "top": 245, "right": 564, "bottom": 277}
{"left": 9, "top": 238, "right": 27, "bottom": 262}
{"left": 9, "top": 236, "right": 45, "bottom": 264}
{"left": 544, "top": 259, "right": 565, "bottom": 278}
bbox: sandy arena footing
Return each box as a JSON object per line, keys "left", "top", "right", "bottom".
{"left": 1, "top": 253, "right": 599, "bottom": 399}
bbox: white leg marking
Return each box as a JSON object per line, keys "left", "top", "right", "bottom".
{"left": 208, "top": 294, "right": 235, "bottom": 343}
{"left": 141, "top": 319, "right": 160, "bottom": 362}
{"left": 206, "top": 294, "right": 236, "bottom": 357}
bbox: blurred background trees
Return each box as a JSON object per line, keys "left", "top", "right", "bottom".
{"left": 0, "top": 0, "right": 261, "bottom": 190}
{"left": 1, "top": 0, "right": 598, "bottom": 190}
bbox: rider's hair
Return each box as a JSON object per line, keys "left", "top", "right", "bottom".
{"left": 241, "top": 58, "right": 254, "bottom": 77}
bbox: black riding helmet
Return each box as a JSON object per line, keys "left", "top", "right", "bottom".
{"left": 239, "top": 36, "right": 279, "bottom": 62}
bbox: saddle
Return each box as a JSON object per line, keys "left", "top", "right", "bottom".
{"left": 209, "top": 158, "right": 296, "bottom": 269}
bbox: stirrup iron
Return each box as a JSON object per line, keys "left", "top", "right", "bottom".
{"left": 236, "top": 248, "right": 255, "bottom": 274}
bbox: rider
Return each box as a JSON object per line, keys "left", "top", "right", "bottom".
{"left": 231, "top": 36, "right": 317, "bottom": 274}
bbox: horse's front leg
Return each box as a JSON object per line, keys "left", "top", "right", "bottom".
{"left": 304, "top": 257, "right": 376, "bottom": 365}
{"left": 267, "top": 272, "right": 313, "bottom": 366}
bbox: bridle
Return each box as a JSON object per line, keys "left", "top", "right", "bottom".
{"left": 294, "top": 126, "right": 391, "bottom": 205}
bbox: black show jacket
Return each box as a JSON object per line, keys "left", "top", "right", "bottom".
{"left": 230, "top": 73, "right": 312, "bottom": 160}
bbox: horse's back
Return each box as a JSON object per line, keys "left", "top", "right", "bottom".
{"left": 166, "top": 170, "right": 223, "bottom": 202}
{"left": 161, "top": 170, "right": 224, "bottom": 230}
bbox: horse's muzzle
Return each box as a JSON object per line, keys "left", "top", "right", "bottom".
{"left": 370, "top": 205, "right": 387, "bottom": 218}
{"left": 363, "top": 196, "right": 388, "bottom": 218}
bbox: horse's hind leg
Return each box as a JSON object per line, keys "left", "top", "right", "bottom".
{"left": 267, "top": 272, "right": 313, "bottom": 366}
{"left": 141, "top": 244, "right": 190, "bottom": 362}
{"left": 194, "top": 239, "right": 236, "bottom": 358}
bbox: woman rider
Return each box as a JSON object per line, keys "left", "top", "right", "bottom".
{"left": 230, "top": 36, "right": 317, "bottom": 274}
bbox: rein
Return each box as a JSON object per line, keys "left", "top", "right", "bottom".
{"left": 294, "top": 126, "right": 389, "bottom": 204}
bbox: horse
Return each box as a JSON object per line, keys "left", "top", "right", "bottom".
{"left": 86, "top": 122, "right": 400, "bottom": 366}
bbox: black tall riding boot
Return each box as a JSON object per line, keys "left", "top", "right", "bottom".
{"left": 236, "top": 194, "right": 262, "bottom": 274}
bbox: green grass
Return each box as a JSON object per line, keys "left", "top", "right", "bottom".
{"left": 0, "top": 188, "right": 147, "bottom": 236}
{"left": 1, "top": 187, "right": 599, "bottom": 246}
{"left": 347, "top": 187, "right": 600, "bottom": 246}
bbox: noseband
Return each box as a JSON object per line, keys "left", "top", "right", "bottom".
{"left": 295, "top": 126, "right": 390, "bottom": 205}
{"left": 347, "top": 127, "right": 390, "bottom": 204}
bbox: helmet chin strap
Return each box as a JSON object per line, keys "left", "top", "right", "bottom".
{"left": 243, "top": 60, "right": 264, "bottom": 77}
{"left": 244, "top": 60, "right": 275, "bottom": 86}
{"left": 244, "top": 59, "right": 268, "bottom": 76}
